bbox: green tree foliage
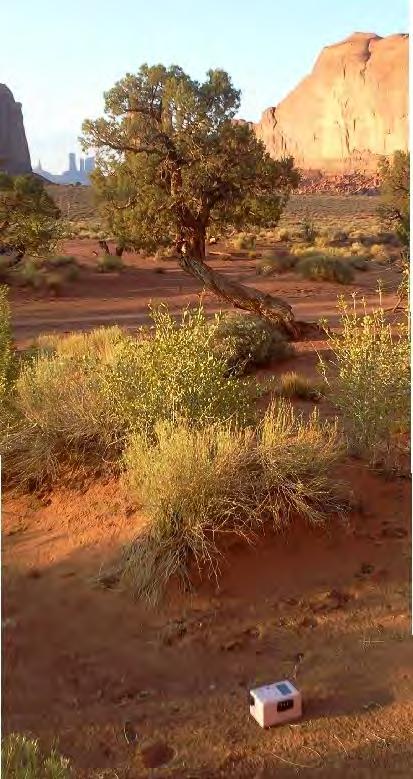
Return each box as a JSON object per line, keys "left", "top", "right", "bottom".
{"left": 378, "top": 151, "right": 410, "bottom": 251}
{"left": 82, "top": 65, "right": 299, "bottom": 259}
{"left": 0, "top": 173, "right": 61, "bottom": 257}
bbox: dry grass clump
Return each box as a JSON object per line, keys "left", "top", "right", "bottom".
{"left": 231, "top": 233, "right": 256, "bottom": 251}
{"left": 297, "top": 254, "right": 354, "bottom": 284}
{"left": 1, "top": 733, "right": 70, "bottom": 779}
{"left": 275, "top": 371, "right": 323, "bottom": 401}
{"left": 255, "top": 250, "right": 296, "bottom": 275}
{"left": 211, "top": 312, "right": 294, "bottom": 374}
{"left": 277, "top": 228, "right": 290, "bottom": 241}
{"left": 97, "top": 253, "right": 124, "bottom": 272}
{"left": 320, "top": 298, "right": 410, "bottom": 469}
{"left": 121, "top": 402, "right": 346, "bottom": 602}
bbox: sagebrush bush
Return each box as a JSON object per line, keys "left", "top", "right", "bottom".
{"left": 299, "top": 218, "right": 318, "bottom": 243}
{"left": 297, "top": 254, "right": 354, "bottom": 284}
{"left": 231, "top": 233, "right": 256, "bottom": 251}
{"left": 1, "top": 307, "right": 252, "bottom": 487}
{"left": 211, "top": 311, "right": 294, "bottom": 374}
{"left": 104, "top": 306, "right": 252, "bottom": 432}
{"left": 97, "top": 253, "right": 123, "bottom": 272}
{"left": 256, "top": 250, "right": 296, "bottom": 275}
{"left": 0, "top": 285, "right": 14, "bottom": 400}
{"left": 320, "top": 298, "right": 410, "bottom": 468}
{"left": 121, "top": 402, "right": 346, "bottom": 601}
{"left": 277, "top": 228, "right": 290, "bottom": 241}
{"left": 1, "top": 733, "right": 70, "bottom": 779}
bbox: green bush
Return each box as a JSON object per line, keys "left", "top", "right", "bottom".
{"left": 211, "top": 311, "right": 294, "bottom": 374}
{"left": 121, "top": 401, "right": 346, "bottom": 601}
{"left": 1, "top": 308, "right": 251, "bottom": 487}
{"left": 297, "top": 254, "right": 354, "bottom": 284}
{"left": 320, "top": 299, "right": 410, "bottom": 469}
{"left": 0, "top": 285, "right": 14, "bottom": 399}
{"left": 1, "top": 733, "right": 70, "bottom": 778}
{"left": 97, "top": 253, "right": 123, "bottom": 272}
{"left": 104, "top": 305, "right": 252, "bottom": 433}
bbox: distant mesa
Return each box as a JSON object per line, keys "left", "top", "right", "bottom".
{"left": 0, "top": 83, "right": 32, "bottom": 174}
{"left": 34, "top": 153, "right": 95, "bottom": 185}
{"left": 253, "top": 32, "right": 409, "bottom": 173}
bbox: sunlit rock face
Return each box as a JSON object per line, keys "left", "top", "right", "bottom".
{"left": 254, "top": 33, "right": 409, "bottom": 173}
{"left": 0, "top": 84, "right": 32, "bottom": 175}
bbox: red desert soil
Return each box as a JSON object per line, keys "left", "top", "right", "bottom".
{"left": 3, "top": 239, "right": 411, "bottom": 777}
{"left": 8, "top": 238, "right": 400, "bottom": 347}
{"left": 2, "top": 467, "right": 411, "bottom": 777}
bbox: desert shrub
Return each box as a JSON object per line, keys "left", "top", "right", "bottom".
{"left": 299, "top": 218, "right": 318, "bottom": 243}
{"left": 121, "top": 402, "right": 346, "bottom": 601}
{"left": 369, "top": 243, "right": 387, "bottom": 258}
{"left": 277, "top": 228, "right": 290, "bottom": 241}
{"left": 297, "top": 254, "right": 354, "bottom": 284}
{"left": 231, "top": 233, "right": 256, "bottom": 251}
{"left": 97, "top": 253, "right": 123, "bottom": 272}
{"left": 1, "top": 307, "right": 254, "bottom": 488}
{"left": 378, "top": 151, "right": 409, "bottom": 249}
{"left": 275, "top": 371, "right": 322, "bottom": 400}
{"left": 154, "top": 247, "right": 177, "bottom": 261}
{"left": 320, "top": 298, "right": 410, "bottom": 469}
{"left": 44, "top": 272, "right": 63, "bottom": 295}
{"left": 16, "top": 258, "right": 44, "bottom": 289}
{"left": 211, "top": 311, "right": 294, "bottom": 374}
{"left": 0, "top": 285, "right": 14, "bottom": 399}
{"left": 46, "top": 255, "right": 77, "bottom": 268}
{"left": 2, "top": 347, "right": 122, "bottom": 488}
{"left": 1, "top": 733, "right": 70, "bottom": 778}
{"left": 329, "top": 229, "right": 348, "bottom": 244}
{"left": 349, "top": 256, "right": 369, "bottom": 271}
{"left": 104, "top": 305, "right": 252, "bottom": 433}
{"left": 256, "top": 250, "right": 296, "bottom": 275}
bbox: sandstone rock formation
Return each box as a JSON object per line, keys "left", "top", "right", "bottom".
{"left": 0, "top": 84, "right": 31, "bottom": 175}
{"left": 254, "top": 32, "right": 408, "bottom": 173}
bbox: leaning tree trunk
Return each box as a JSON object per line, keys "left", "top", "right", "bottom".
{"left": 179, "top": 250, "right": 300, "bottom": 339}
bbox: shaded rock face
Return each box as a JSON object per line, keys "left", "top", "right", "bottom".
{"left": 0, "top": 84, "right": 31, "bottom": 175}
{"left": 255, "top": 32, "right": 408, "bottom": 173}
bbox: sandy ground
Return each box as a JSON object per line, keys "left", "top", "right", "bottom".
{"left": 8, "top": 238, "right": 400, "bottom": 347}
{"left": 2, "top": 467, "right": 411, "bottom": 778}
{"left": 3, "top": 238, "right": 411, "bottom": 777}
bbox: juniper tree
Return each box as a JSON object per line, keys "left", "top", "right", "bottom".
{"left": 82, "top": 65, "right": 303, "bottom": 334}
{"left": 0, "top": 173, "right": 61, "bottom": 258}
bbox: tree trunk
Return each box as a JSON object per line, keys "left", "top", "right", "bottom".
{"left": 179, "top": 250, "right": 300, "bottom": 338}
{"left": 115, "top": 244, "right": 124, "bottom": 257}
{"left": 177, "top": 226, "right": 322, "bottom": 341}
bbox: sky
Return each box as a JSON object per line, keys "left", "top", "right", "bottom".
{"left": 1, "top": 0, "right": 409, "bottom": 173}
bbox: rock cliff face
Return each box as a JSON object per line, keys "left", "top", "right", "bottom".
{"left": 0, "top": 84, "right": 31, "bottom": 175}
{"left": 254, "top": 32, "right": 408, "bottom": 173}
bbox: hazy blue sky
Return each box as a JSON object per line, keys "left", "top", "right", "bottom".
{"left": 1, "top": 0, "right": 409, "bottom": 172}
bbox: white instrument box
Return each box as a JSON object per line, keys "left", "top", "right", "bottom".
{"left": 249, "top": 679, "right": 302, "bottom": 727}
